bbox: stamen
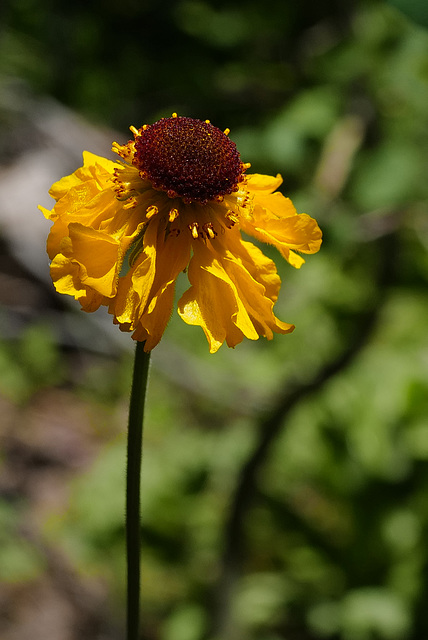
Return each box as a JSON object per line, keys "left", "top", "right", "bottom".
{"left": 113, "top": 174, "right": 136, "bottom": 201}
{"left": 130, "top": 125, "right": 139, "bottom": 136}
{"left": 146, "top": 205, "right": 158, "bottom": 219}
{"left": 112, "top": 141, "right": 135, "bottom": 161}
{"left": 123, "top": 197, "right": 137, "bottom": 210}
{"left": 225, "top": 210, "right": 239, "bottom": 228}
{"left": 235, "top": 192, "right": 249, "bottom": 207}
{"left": 169, "top": 208, "right": 179, "bottom": 222}
{"left": 189, "top": 222, "right": 199, "bottom": 239}
{"left": 115, "top": 186, "right": 127, "bottom": 199}
{"left": 203, "top": 223, "right": 216, "bottom": 239}
{"left": 224, "top": 128, "right": 230, "bottom": 136}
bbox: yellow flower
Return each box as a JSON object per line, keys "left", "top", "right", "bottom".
{"left": 39, "top": 114, "right": 322, "bottom": 352}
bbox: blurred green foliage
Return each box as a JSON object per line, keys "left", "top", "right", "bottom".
{"left": 0, "top": 323, "right": 65, "bottom": 403}
{"left": 1, "top": 0, "right": 428, "bottom": 639}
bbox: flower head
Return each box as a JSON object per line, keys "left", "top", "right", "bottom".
{"left": 39, "top": 114, "right": 322, "bottom": 352}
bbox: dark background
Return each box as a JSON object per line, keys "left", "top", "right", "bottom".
{"left": 1, "top": 0, "right": 428, "bottom": 638}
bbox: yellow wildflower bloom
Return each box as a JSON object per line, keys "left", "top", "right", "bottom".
{"left": 39, "top": 114, "right": 322, "bottom": 352}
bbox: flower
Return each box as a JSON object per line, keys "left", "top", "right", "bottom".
{"left": 39, "top": 114, "right": 322, "bottom": 353}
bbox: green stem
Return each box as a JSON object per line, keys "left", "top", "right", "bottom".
{"left": 126, "top": 340, "right": 151, "bottom": 640}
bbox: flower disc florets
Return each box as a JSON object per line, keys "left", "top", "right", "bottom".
{"left": 132, "top": 115, "right": 245, "bottom": 203}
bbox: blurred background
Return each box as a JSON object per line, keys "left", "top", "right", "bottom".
{"left": 1, "top": 0, "right": 428, "bottom": 638}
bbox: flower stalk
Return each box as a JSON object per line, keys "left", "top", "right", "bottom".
{"left": 126, "top": 341, "right": 151, "bottom": 640}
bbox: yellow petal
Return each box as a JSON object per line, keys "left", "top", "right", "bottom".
{"left": 112, "top": 255, "right": 154, "bottom": 326}
{"left": 55, "top": 184, "right": 116, "bottom": 219}
{"left": 38, "top": 205, "right": 55, "bottom": 221}
{"left": 82, "top": 150, "right": 117, "bottom": 177}
{"left": 242, "top": 196, "right": 322, "bottom": 269}
{"left": 137, "top": 229, "right": 191, "bottom": 349}
{"left": 218, "top": 254, "right": 294, "bottom": 339}
{"left": 282, "top": 249, "right": 306, "bottom": 269}
{"left": 50, "top": 251, "right": 107, "bottom": 314}
{"left": 67, "top": 223, "right": 120, "bottom": 296}
{"left": 49, "top": 152, "right": 117, "bottom": 201}
{"left": 246, "top": 173, "right": 283, "bottom": 193}
{"left": 178, "top": 276, "right": 246, "bottom": 353}
{"left": 45, "top": 189, "right": 121, "bottom": 261}
{"left": 252, "top": 191, "right": 298, "bottom": 218}
{"left": 50, "top": 253, "right": 86, "bottom": 298}
{"left": 178, "top": 242, "right": 244, "bottom": 351}
{"left": 217, "top": 227, "right": 282, "bottom": 303}
{"left": 259, "top": 213, "right": 322, "bottom": 251}
{"left": 78, "top": 288, "right": 106, "bottom": 313}
{"left": 112, "top": 220, "right": 159, "bottom": 326}
{"left": 178, "top": 239, "right": 291, "bottom": 352}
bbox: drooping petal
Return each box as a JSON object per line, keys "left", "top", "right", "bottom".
{"left": 78, "top": 288, "right": 107, "bottom": 313}
{"left": 220, "top": 253, "right": 294, "bottom": 339}
{"left": 111, "top": 218, "right": 159, "bottom": 327}
{"left": 45, "top": 192, "right": 116, "bottom": 260}
{"left": 212, "top": 235, "right": 295, "bottom": 340}
{"left": 133, "top": 230, "right": 192, "bottom": 350}
{"left": 50, "top": 252, "right": 87, "bottom": 299}
{"left": 178, "top": 239, "right": 293, "bottom": 352}
{"left": 111, "top": 255, "right": 154, "bottom": 328}
{"left": 217, "top": 225, "right": 282, "bottom": 303}
{"left": 241, "top": 190, "right": 322, "bottom": 268}
{"left": 178, "top": 259, "right": 249, "bottom": 353}
{"left": 65, "top": 223, "right": 120, "bottom": 297}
